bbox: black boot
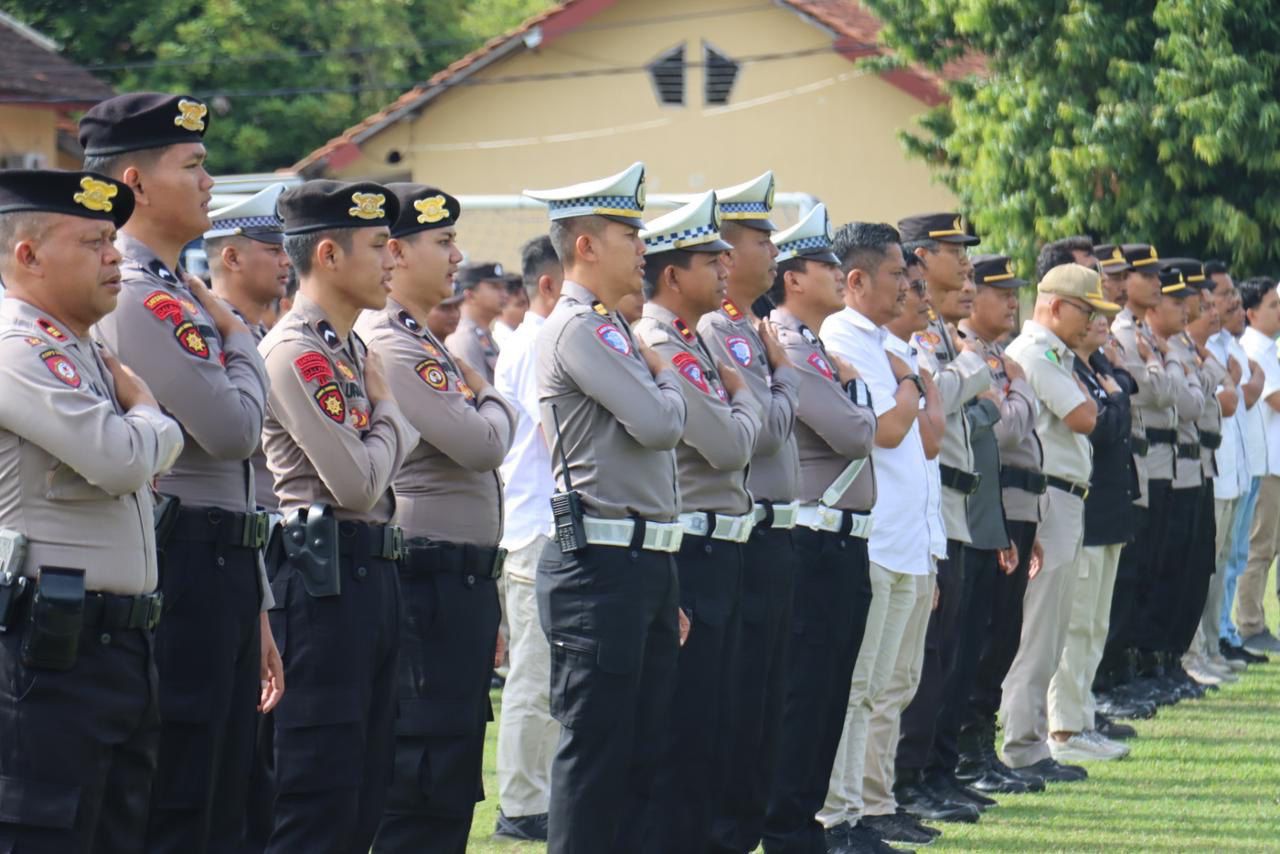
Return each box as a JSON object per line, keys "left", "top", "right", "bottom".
{"left": 957, "top": 721, "right": 1031, "bottom": 794}
{"left": 893, "top": 768, "right": 981, "bottom": 824}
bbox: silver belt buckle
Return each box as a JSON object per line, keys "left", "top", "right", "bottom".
{"left": 817, "top": 505, "right": 841, "bottom": 531}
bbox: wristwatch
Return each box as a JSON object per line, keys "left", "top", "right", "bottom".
{"left": 899, "top": 373, "right": 926, "bottom": 397}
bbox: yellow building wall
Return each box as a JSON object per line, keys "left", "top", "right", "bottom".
{"left": 328, "top": 0, "right": 958, "bottom": 263}
{"left": 0, "top": 105, "right": 57, "bottom": 165}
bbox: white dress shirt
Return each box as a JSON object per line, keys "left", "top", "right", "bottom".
{"left": 495, "top": 312, "right": 555, "bottom": 567}
{"left": 1209, "top": 330, "right": 1250, "bottom": 499}
{"left": 1240, "top": 325, "right": 1280, "bottom": 477}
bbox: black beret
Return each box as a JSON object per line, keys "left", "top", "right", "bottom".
{"left": 1093, "top": 243, "right": 1132, "bottom": 274}
{"left": 0, "top": 169, "right": 134, "bottom": 228}
{"left": 457, "top": 262, "right": 507, "bottom": 289}
{"left": 897, "top": 212, "right": 980, "bottom": 245}
{"left": 277, "top": 180, "right": 400, "bottom": 236}
{"left": 384, "top": 183, "right": 460, "bottom": 238}
{"left": 971, "top": 253, "right": 1024, "bottom": 288}
{"left": 1122, "top": 243, "right": 1161, "bottom": 269}
{"left": 79, "top": 93, "right": 209, "bottom": 157}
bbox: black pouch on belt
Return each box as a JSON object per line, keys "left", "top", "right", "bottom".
{"left": 153, "top": 493, "right": 182, "bottom": 551}
{"left": 280, "top": 504, "right": 341, "bottom": 598}
{"left": 21, "top": 567, "right": 85, "bottom": 671}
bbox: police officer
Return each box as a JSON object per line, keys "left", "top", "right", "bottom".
{"left": 634, "top": 191, "right": 763, "bottom": 852}
{"left": 356, "top": 184, "right": 516, "bottom": 853}
{"left": 762, "top": 205, "right": 879, "bottom": 854}
{"left": 259, "top": 180, "right": 420, "bottom": 853}
{"left": 697, "top": 172, "right": 803, "bottom": 854}
{"left": 79, "top": 92, "right": 280, "bottom": 853}
{"left": 0, "top": 169, "right": 183, "bottom": 851}
{"left": 446, "top": 262, "right": 506, "bottom": 383}
{"left": 204, "top": 183, "right": 293, "bottom": 512}
{"left": 523, "top": 163, "right": 689, "bottom": 854}
{"left": 1094, "top": 244, "right": 1130, "bottom": 306}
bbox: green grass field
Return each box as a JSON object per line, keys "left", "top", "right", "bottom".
{"left": 465, "top": 603, "right": 1280, "bottom": 852}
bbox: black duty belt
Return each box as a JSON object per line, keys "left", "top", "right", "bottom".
{"left": 1177, "top": 442, "right": 1201, "bottom": 460}
{"left": 1200, "top": 431, "right": 1223, "bottom": 450}
{"left": 1046, "top": 475, "right": 1089, "bottom": 499}
{"left": 1131, "top": 436, "right": 1150, "bottom": 456}
{"left": 401, "top": 539, "right": 506, "bottom": 581}
{"left": 336, "top": 521, "right": 404, "bottom": 561}
{"left": 999, "top": 466, "right": 1048, "bottom": 495}
{"left": 84, "top": 591, "right": 164, "bottom": 632}
{"left": 1145, "top": 427, "right": 1177, "bottom": 445}
{"left": 171, "top": 506, "right": 270, "bottom": 549}
{"left": 940, "top": 464, "right": 981, "bottom": 495}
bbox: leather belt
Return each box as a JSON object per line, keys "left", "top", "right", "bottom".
{"left": 1177, "top": 442, "right": 1201, "bottom": 460}
{"left": 795, "top": 504, "right": 873, "bottom": 539}
{"left": 1200, "top": 431, "right": 1222, "bottom": 450}
{"left": 999, "top": 466, "right": 1048, "bottom": 495}
{"left": 84, "top": 591, "right": 164, "bottom": 632}
{"left": 940, "top": 464, "right": 981, "bottom": 495}
{"left": 582, "top": 517, "right": 683, "bottom": 553}
{"left": 679, "top": 511, "right": 755, "bottom": 543}
{"left": 1131, "top": 436, "right": 1150, "bottom": 456}
{"left": 753, "top": 500, "right": 799, "bottom": 530}
{"left": 401, "top": 539, "right": 506, "bottom": 580}
{"left": 336, "top": 521, "right": 404, "bottom": 561}
{"left": 1145, "top": 427, "right": 1177, "bottom": 445}
{"left": 1046, "top": 475, "right": 1089, "bottom": 500}
{"left": 171, "top": 506, "right": 270, "bottom": 549}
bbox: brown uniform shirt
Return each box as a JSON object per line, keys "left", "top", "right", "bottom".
{"left": 1167, "top": 333, "right": 1217, "bottom": 490}
{"left": 1112, "top": 307, "right": 1177, "bottom": 503}
{"left": 95, "top": 233, "right": 268, "bottom": 513}
{"left": 258, "top": 293, "right": 418, "bottom": 522}
{"left": 536, "top": 280, "right": 686, "bottom": 522}
{"left": 699, "top": 299, "right": 801, "bottom": 503}
{"left": 356, "top": 298, "right": 515, "bottom": 546}
{"left": 770, "top": 307, "right": 877, "bottom": 511}
{"left": 636, "top": 303, "right": 761, "bottom": 516}
{"left": 0, "top": 298, "right": 184, "bottom": 594}
{"left": 446, "top": 313, "right": 500, "bottom": 385}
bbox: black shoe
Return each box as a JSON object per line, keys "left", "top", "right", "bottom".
{"left": 1013, "top": 757, "right": 1087, "bottom": 783}
{"left": 927, "top": 772, "right": 996, "bottom": 809}
{"left": 494, "top": 810, "right": 548, "bottom": 842}
{"left": 1222, "top": 638, "right": 1268, "bottom": 664}
{"left": 895, "top": 809, "right": 942, "bottom": 839}
{"left": 1002, "top": 763, "right": 1048, "bottom": 791}
{"left": 894, "top": 774, "right": 981, "bottom": 824}
{"left": 965, "top": 766, "right": 1031, "bottom": 795}
{"left": 848, "top": 819, "right": 915, "bottom": 853}
{"left": 1095, "top": 691, "right": 1156, "bottom": 720}
{"left": 825, "top": 820, "right": 854, "bottom": 852}
{"left": 1095, "top": 712, "right": 1137, "bottom": 740}
{"left": 863, "top": 813, "right": 936, "bottom": 846}
{"left": 976, "top": 728, "right": 1045, "bottom": 793}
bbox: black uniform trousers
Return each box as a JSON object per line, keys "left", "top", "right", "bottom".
{"left": 536, "top": 541, "right": 679, "bottom": 854}
{"left": 1100, "top": 501, "right": 1153, "bottom": 682}
{"left": 642, "top": 534, "right": 743, "bottom": 854}
{"left": 932, "top": 546, "right": 1000, "bottom": 775}
{"left": 965, "top": 519, "right": 1037, "bottom": 728}
{"left": 1117, "top": 478, "right": 1172, "bottom": 661}
{"left": 1134, "top": 480, "right": 1194, "bottom": 654}
{"left": 0, "top": 620, "right": 158, "bottom": 853}
{"left": 148, "top": 512, "right": 262, "bottom": 854}
{"left": 763, "top": 527, "right": 871, "bottom": 854}
{"left": 1171, "top": 481, "right": 1216, "bottom": 654}
{"left": 710, "top": 525, "right": 797, "bottom": 854}
{"left": 372, "top": 544, "right": 502, "bottom": 854}
{"left": 262, "top": 526, "right": 402, "bottom": 854}
{"left": 896, "top": 538, "right": 965, "bottom": 773}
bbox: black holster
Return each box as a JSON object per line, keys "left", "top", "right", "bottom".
{"left": 21, "top": 567, "right": 85, "bottom": 671}
{"left": 277, "top": 504, "right": 341, "bottom": 598}
{"left": 153, "top": 493, "right": 182, "bottom": 551}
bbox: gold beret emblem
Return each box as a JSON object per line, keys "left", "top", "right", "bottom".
{"left": 414, "top": 195, "right": 449, "bottom": 224}
{"left": 174, "top": 99, "right": 208, "bottom": 132}
{"left": 349, "top": 192, "right": 387, "bottom": 221}
{"left": 73, "top": 176, "right": 118, "bottom": 213}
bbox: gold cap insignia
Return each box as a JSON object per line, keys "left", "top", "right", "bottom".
{"left": 174, "top": 99, "right": 208, "bottom": 132}
{"left": 952, "top": 216, "right": 962, "bottom": 232}
{"left": 349, "top": 192, "right": 387, "bottom": 221}
{"left": 414, "top": 195, "right": 448, "bottom": 224}
{"left": 1111, "top": 247, "right": 1125, "bottom": 263}
{"left": 1005, "top": 260, "right": 1013, "bottom": 275}
{"left": 73, "top": 176, "right": 118, "bottom": 213}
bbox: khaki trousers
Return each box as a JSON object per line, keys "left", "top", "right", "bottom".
{"left": 1048, "top": 542, "right": 1122, "bottom": 734}
{"left": 495, "top": 536, "right": 559, "bottom": 817}
{"left": 862, "top": 572, "right": 935, "bottom": 817}
{"left": 1001, "top": 487, "right": 1084, "bottom": 768}
{"left": 1236, "top": 475, "right": 1280, "bottom": 638}
{"left": 819, "top": 564, "right": 919, "bottom": 828}
{"left": 1193, "top": 498, "right": 1238, "bottom": 658}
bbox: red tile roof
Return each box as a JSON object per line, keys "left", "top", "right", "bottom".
{"left": 292, "top": 0, "right": 982, "bottom": 174}
{"left": 0, "top": 13, "right": 114, "bottom": 106}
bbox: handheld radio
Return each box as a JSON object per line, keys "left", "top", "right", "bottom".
{"left": 548, "top": 404, "right": 588, "bottom": 553}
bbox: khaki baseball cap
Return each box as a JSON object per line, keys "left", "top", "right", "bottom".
{"left": 1038, "top": 263, "right": 1121, "bottom": 315}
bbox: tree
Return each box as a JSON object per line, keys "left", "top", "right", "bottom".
{"left": 8, "top": 0, "right": 553, "bottom": 174}
{"left": 861, "top": 0, "right": 1280, "bottom": 275}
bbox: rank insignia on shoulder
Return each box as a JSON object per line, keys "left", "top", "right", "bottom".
{"left": 800, "top": 326, "right": 818, "bottom": 345}
{"left": 144, "top": 291, "right": 184, "bottom": 325}
{"left": 807, "top": 352, "right": 834, "bottom": 380}
{"left": 147, "top": 259, "right": 178, "bottom": 284}
{"left": 350, "top": 407, "right": 370, "bottom": 429}
{"left": 294, "top": 351, "right": 333, "bottom": 384}
{"left": 174, "top": 321, "right": 210, "bottom": 359}
{"left": 595, "top": 323, "right": 632, "bottom": 356}
{"left": 415, "top": 359, "right": 449, "bottom": 391}
{"left": 316, "top": 320, "right": 341, "bottom": 350}
{"left": 725, "top": 335, "right": 752, "bottom": 367}
{"left": 673, "top": 317, "right": 695, "bottom": 342}
{"left": 36, "top": 318, "right": 66, "bottom": 341}
{"left": 1045, "top": 349, "right": 1061, "bottom": 364}
{"left": 314, "top": 382, "right": 346, "bottom": 423}
{"left": 420, "top": 340, "right": 442, "bottom": 358}
{"left": 398, "top": 311, "right": 421, "bottom": 333}
{"left": 335, "top": 361, "right": 356, "bottom": 381}
{"left": 40, "top": 348, "right": 80, "bottom": 388}
{"left": 672, "top": 352, "right": 711, "bottom": 394}
{"left": 591, "top": 301, "right": 609, "bottom": 317}
{"left": 722, "top": 299, "right": 743, "bottom": 320}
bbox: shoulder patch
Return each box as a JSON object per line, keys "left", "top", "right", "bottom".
{"left": 725, "top": 335, "right": 753, "bottom": 367}
{"left": 415, "top": 359, "right": 449, "bottom": 391}
{"left": 40, "top": 348, "right": 81, "bottom": 388}
{"left": 314, "top": 382, "right": 346, "bottom": 423}
{"left": 144, "top": 290, "right": 184, "bottom": 325}
{"left": 316, "top": 320, "right": 341, "bottom": 350}
{"left": 672, "top": 352, "right": 711, "bottom": 395}
{"left": 174, "top": 320, "right": 210, "bottom": 359}
{"left": 722, "top": 299, "right": 744, "bottom": 321}
{"left": 397, "top": 310, "right": 422, "bottom": 333}
{"left": 294, "top": 351, "right": 334, "bottom": 384}
{"left": 36, "top": 318, "right": 66, "bottom": 341}
{"left": 594, "top": 323, "right": 633, "bottom": 356}
{"left": 807, "top": 351, "right": 834, "bottom": 380}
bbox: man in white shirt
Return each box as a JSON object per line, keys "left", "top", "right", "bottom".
{"left": 492, "top": 236, "right": 564, "bottom": 842}
{"left": 1234, "top": 275, "right": 1280, "bottom": 654}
